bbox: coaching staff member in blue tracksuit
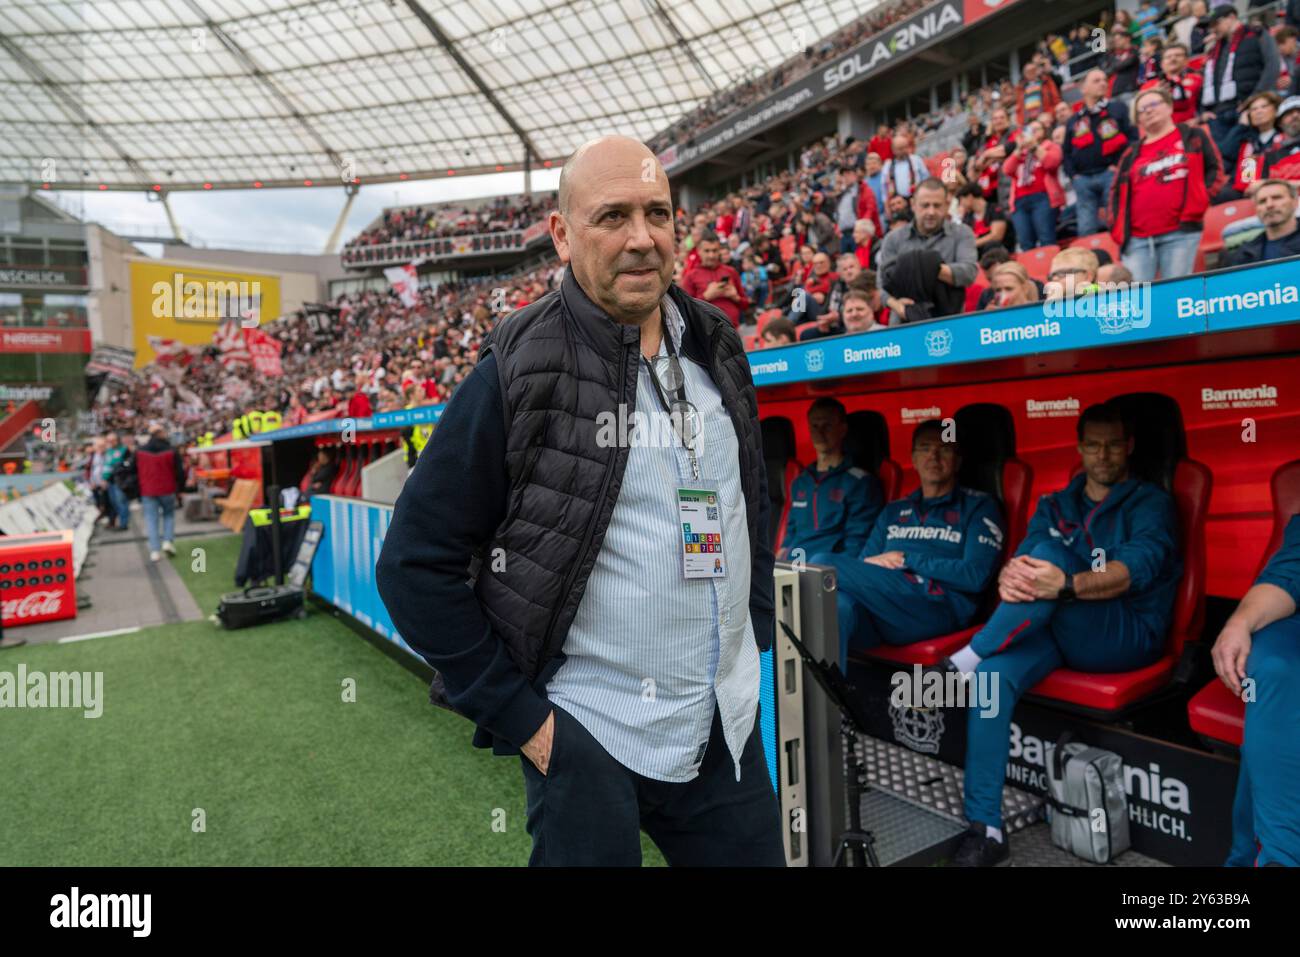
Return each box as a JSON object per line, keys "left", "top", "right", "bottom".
{"left": 1218, "top": 514, "right": 1300, "bottom": 867}
{"left": 948, "top": 401, "right": 1181, "bottom": 866}
{"left": 376, "top": 135, "right": 784, "bottom": 867}
{"left": 812, "top": 419, "right": 1005, "bottom": 669}
{"left": 778, "top": 397, "right": 882, "bottom": 563}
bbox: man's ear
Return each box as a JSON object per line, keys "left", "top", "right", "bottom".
{"left": 549, "top": 211, "right": 571, "bottom": 264}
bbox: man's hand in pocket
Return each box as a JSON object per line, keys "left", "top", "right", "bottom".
{"left": 521, "top": 710, "right": 555, "bottom": 775}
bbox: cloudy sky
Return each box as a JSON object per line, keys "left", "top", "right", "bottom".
{"left": 46, "top": 168, "right": 562, "bottom": 255}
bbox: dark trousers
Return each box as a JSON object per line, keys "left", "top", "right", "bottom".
{"left": 519, "top": 702, "right": 786, "bottom": 866}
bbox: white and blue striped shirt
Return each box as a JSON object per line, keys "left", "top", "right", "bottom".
{"left": 546, "top": 297, "right": 760, "bottom": 783}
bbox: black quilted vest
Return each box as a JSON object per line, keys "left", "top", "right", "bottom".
{"left": 473, "top": 266, "right": 766, "bottom": 686}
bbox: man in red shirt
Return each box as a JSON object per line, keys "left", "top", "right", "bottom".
{"left": 1140, "top": 43, "right": 1203, "bottom": 125}
{"left": 346, "top": 380, "right": 373, "bottom": 418}
{"left": 868, "top": 124, "right": 894, "bottom": 162}
{"left": 680, "top": 234, "right": 749, "bottom": 328}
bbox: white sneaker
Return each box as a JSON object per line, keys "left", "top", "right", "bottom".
{"left": 162, "top": 540, "right": 176, "bottom": 556}
{"left": 150, "top": 550, "right": 162, "bottom": 562}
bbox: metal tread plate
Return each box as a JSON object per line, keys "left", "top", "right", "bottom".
{"left": 856, "top": 733, "right": 1044, "bottom": 832}
{"left": 853, "top": 734, "right": 1167, "bottom": 867}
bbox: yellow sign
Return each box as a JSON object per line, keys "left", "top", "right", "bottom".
{"left": 129, "top": 259, "right": 282, "bottom": 367}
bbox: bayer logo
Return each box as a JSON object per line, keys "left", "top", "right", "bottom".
{"left": 804, "top": 347, "right": 824, "bottom": 373}
{"left": 924, "top": 328, "right": 953, "bottom": 358}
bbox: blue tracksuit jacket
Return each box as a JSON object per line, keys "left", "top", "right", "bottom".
{"left": 1016, "top": 472, "right": 1182, "bottom": 640}
{"left": 782, "top": 458, "right": 882, "bottom": 558}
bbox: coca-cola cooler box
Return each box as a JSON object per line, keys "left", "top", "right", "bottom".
{"left": 0, "top": 529, "right": 77, "bottom": 628}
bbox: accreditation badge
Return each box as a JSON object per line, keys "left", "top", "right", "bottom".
{"left": 677, "top": 485, "right": 726, "bottom": 579}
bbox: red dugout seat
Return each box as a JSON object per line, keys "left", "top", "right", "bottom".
{"left": 763, "top": 418, "right": 802, "bottom": 555}
{"left": 878, "top": 458, "right": 904, "bottom": 502}
{"left": 1026, "top": 459, "right": 1212, "bottom": 716}
{"left": 1187, "top": 459, "right": 1300, "bottom": 748}
{"left": 328, "top": 442, "right": 349, "bottom": 495}
{"left": 1188, "top": 680, "right": 1245, "bottom": 749}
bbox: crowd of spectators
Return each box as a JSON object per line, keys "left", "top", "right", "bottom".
{"left": 343, "top": 192, "right": 557, "bottom": 249}
{"left": 93, "top": 261, "right": 567, "bottom": 447}
{"left": 666, "top": 2, "right": 1300, "bottom": 348}
{"left": 91, "top": 3, "right": 1300, "bottom": 446}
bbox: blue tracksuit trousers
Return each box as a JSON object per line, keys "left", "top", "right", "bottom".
{"left": 1225, "top": 613, "right": 1300, "bottom": 867}
{"left": 963, "top": 540, "right": 1164, "bottom": 827}
{"left": 812, "top": 552, "right": 965, "bottom": 670}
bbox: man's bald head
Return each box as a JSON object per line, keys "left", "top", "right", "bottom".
{"left": 558, "top": 135, "right": 665, "bottom": 217}
{"left": 550, "top": 134, "right": 675, "bottom": 325}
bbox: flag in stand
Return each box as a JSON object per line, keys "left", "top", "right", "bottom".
{"left": 213, "top": 319, "right": 250, "bottom": 368}
{"left": 384, "top": 263, "right": 421, "bottom": 308}
{"left": 244, "top": 326, "right": 283, "bottom": 377}
{"left": 147, "top": 336, "right": 199, "bottom": 368}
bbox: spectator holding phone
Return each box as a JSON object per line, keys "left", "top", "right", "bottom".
{"left": 1003, "top": 120, "right": 1065, "bottom": 250}
{"left": 680, "top": 233, "right": 749, "bottom": 329}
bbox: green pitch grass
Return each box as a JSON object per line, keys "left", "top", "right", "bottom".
{"left": 0, "top": 533, "right": 665, "bottom": 866}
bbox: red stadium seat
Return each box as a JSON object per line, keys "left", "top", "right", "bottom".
{"left": 1188, "top": 679, "right": 1245, "bottom": 749}
{"left": 1195, "top": 200, "right": 1255, "bottom": 271}
{"left": 763, "top": 418, "right": 802, "bottom": 555}
{"left": 794, "top": 321, "right": 818, "bottom": 340}
{"left": 863, "top": 458, "right": 1034, "bottom": 667}
{"left": 878, "top": 458, "right": 904, "bottom": 502}
{"left": 1025, "top": 459, "right": 1212, "bottom": 716}
{"left": 1015, "top": 245, "right": 1061, "bottom": 283}
{"left": 345, "top": 440, "right": 373, "bottom": 497}
{"left": 328, "top": 442, "right": 348, "bottom": 495}
{"left": 1069, "top": 231, "right": 1121, "bottom": 264}
{"left": 1186, "top": 458, "right": 1300, "bottom": 748}
{"left": 925, "top": 151, "right": 951, "bottom": 178}
{"left": 744, "top": 332, "right": 761, "bottom": 351}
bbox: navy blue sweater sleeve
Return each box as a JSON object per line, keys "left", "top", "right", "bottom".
{"left": 750, "top": 414, "right": 777, "bottom": 653}
{"left": 375, "top": 353, "right": 551, "bottom": 750}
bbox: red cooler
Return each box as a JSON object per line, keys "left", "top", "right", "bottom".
{"left": 0, "top": 529, "right": 77, "bottom": 628}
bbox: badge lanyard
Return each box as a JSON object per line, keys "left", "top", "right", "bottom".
{"left": 642, "top": 314, "right": 726, "bottom": 579}
{"left": 642, "top": 318, "right": 701, "bottom": 483}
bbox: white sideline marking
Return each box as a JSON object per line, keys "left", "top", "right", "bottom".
{"left": 58, "top": 626, "right": 141, "bottom": 644}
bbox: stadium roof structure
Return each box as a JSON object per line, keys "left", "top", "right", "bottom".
{"left": 1, "top": 0, "right": 876, "bottom": 192}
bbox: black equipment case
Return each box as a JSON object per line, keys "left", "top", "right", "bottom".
{"left": 217, "top": 487, "right": 324, "bottom": 629}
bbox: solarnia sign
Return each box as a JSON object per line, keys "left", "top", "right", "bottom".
{"left": 658, "top": 0, "right": 1014, "bottom": 173}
